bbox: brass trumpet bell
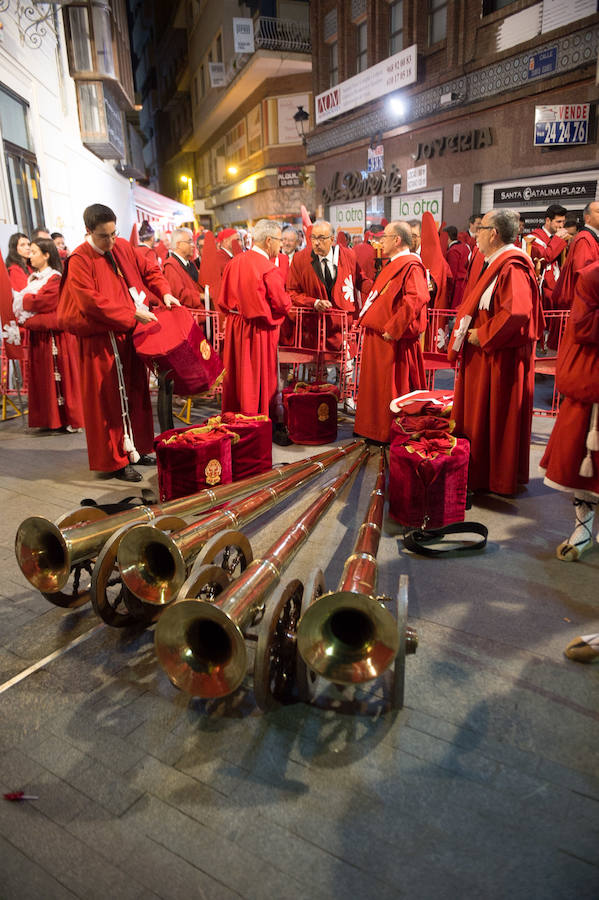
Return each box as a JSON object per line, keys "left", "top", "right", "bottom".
{"left": 15, "top": 506, "right": 108, "bottom": 592}
{"left": 15, "top": 517, "right": 72, "bottom": 593}
{"left": 296, "top": 589, "right": 399, "bottom": 685}
{"left": 154, "top": 599, "right": 247, "bottom": 697}
{"left": 117, "top": 524, "right": 187, "bottom": 606}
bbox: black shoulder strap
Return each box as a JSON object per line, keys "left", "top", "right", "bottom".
{"left": 403, "top": 521, "right": 488, "bottom": 556}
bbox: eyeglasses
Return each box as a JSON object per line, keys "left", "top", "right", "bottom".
{"left": 477, "top": 225, "right": 495, "bottom": 231}
{"left": 268, "top": 236, "right": 282, "bottom": 242}
{"left": 311, "top": 235, "right": 332, "bottom": 243}
{"left": 178, "top": 239, "right": 193, "bottom": 244}
{"left": 93, "top": 229, "right": 118, "bottom": 240}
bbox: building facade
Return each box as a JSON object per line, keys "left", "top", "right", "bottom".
{"left": 139, "top": 0, "right": 316, "bottom": 230}
{"left": 308, "top": 0, "right": 599, "bottom": 236}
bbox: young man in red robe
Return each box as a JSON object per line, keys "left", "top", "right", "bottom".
{"left": 58, "top": 203, "right": 179, "bottom": 482}
{"left": 354, "top": 221, "right": 428, "bottom": 444}
{"left": 448, "top": 208, "right": 542, "bottom": 495}
{"left": 457, "top": 214, "right": 481, "bottom": 253}
{"left": 218, "top": 219, "right": 291, "bottom": 425}
{"left": 552, "top": 200, "right": 599, "bottom": 312}
{"left": 525, "top": 204, "right": 571, "bottom": 316}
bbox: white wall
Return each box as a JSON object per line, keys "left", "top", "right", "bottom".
{"left": 0, "top": 5, "right": 136, "bottom": 255}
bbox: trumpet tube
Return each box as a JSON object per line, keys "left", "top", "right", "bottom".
{"left": 154, "top": 448, "right": 370, "bottom": 697}
{"left": 15, "top": 442, "right": 360, "bottom": 594}
{"left": 297, "top": 448, "right": 399, "bottom": 684}
{"left": 118, "top": 440, "right": 365, "bottom": 606}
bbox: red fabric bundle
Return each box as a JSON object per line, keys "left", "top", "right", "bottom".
{"left": 391, "top": 413, "right": 454, "bottom": 441}
{"left": 203, "top": 412, "right": 272, "bottom": 481}
{"left": 154, "top": 425, "right": 233, "bottom": 501}
{"left": 133, "top": 305, "right": 223, "bottom": 395}
{"left": 283, "top": 382, "right": 338, "bottom": 445}
{"left": 389, "top": 431, "right": 469, "bottom": 528}
{"left": 390, "top": 389, "right": 453, "bottom": 417}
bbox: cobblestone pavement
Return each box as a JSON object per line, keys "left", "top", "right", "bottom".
{"left": 0, "top": 398, "right": 598, "bottom": 900}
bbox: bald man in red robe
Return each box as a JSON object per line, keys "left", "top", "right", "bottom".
{"left": 219, "top": 219, "right": 291, "bottom": 419}
{"left": 449, "top": 208, "right": 542, "bottom": 495}
{"left": 58, "top": 203, "right": 179, "bottom": 481}
{"left": 354, "top": 221, "right": 428, "bottom": 444}
{"left": 287, "top": 219, "right": 371, "bottom": 351}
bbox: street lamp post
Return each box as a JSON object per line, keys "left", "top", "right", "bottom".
{"left": 293, "top": 105, "right": 309, "bottom": 145}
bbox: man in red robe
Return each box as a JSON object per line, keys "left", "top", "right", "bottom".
{"left": 218, "top": 219, "right": 291, "bottom": 423}
{"left": 458, "top": 214, "right": 482, "bottom": 252}
{"left": 216, "top": 228, "right": 237, "bottom": 276}
{"left": 552, "top": 200, "right": 599, "bottom": 312}
{"left": 58, "top": 203, "right": 179, "bottom": 482}
{"left": 163, "top": 227, "right": 204, "bottom": 309}
{"left": 354, "top": 221, "right": 428, "bottom": 444}
{"left": 353, "top": 234, "right": 376, "bottom": 282}
{"left": 449, "top": 208, "right": 542, "bottom": 495}
{"left": 444, "top": 226, "right": 470, "bottom": 309}
{"left": 525, "top": 204, "right": 570, "bottom": 313}
{"left": 287, "top": 219, "right": 371, "bottom": 352}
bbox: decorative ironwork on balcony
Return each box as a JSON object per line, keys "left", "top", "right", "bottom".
{"left": 254, "top": 16, "right": 311, "bottom": 53}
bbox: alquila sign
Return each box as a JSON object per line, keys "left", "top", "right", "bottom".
{"left": 322, "top": 165, "right": 402, "bottom": 205}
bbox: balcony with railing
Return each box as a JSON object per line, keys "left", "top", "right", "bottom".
{"left": 254, "top": 16, "right": 311, "bottom": 53}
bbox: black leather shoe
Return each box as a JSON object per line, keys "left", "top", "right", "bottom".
{"left": 113, "top": 465, "right": 143, "bottom": 482}
{"left": 137, "top": 454, "right": 156, "bottom": 466}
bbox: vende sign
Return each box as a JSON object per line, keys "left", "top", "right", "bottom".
{"left": 316, "top": 45, "right": 417, "bottom": 125}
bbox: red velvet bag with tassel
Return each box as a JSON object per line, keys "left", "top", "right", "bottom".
{"left": 389, "top": 424, "right": 469, "bottom": 528}
{"left": 134, "top": 305, "right": 223, "bottom": 395}
{"left": 154, "top": 424, "right": 233, "bottom": 502}
{"left": 201, "top": 412, "right": 272, "bottom": 481}
{"left": 283, "top": 382, "right": 338, "bottom": 445}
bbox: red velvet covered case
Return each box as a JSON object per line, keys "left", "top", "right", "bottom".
{"left": 202, "top": 413, "right": 272, "bottom": 481}
{"left": 133, "top": 305, "right": 223, "bottom": 395}
{"left": 283, "top": 383, "right": 338, "bottom": 445}
{"left": 389, "top": 432, "right": 469, "bottom": 528}
{"left": 154, "top": 426, "right": 233, "bottom": 502}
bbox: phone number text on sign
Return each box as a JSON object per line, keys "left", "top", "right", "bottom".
{"left": 534, "top": 104, "right": 589, "bottom": 146}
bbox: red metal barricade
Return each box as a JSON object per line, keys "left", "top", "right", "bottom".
{"left": 533, "top": 309, "right": 570, "bottom": 417}
{"left": 278, "top": 308, "right": 353, "bottom": 400}
{"left": 1, "top": 340, "right": 28, "bottom": 420}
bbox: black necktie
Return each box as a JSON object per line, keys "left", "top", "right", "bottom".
{"left": 186, "top": 261, "right": 199, "bottom": 283}
{"left": 479, "top": 261, "right": 489, "bottom": 279}
{"left": 321, "top": 257, "right": 333, "bottom": 298}
{"left": 105, "top": 249, "right": 118, "bottom": 275}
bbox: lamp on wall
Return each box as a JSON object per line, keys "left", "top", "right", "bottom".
{"left": 180, "top": 175, "right": 193, "bottom": 205}
{"left": 293, "top": 105, "right": 310, "bottom": 145}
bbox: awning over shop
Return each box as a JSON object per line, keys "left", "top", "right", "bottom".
{"left": 131, "top": 184, "right": 193, "bottom": 231}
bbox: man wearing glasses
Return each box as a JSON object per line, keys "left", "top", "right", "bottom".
{"left": 58, "top": 203, "right": 179, "bottom": 482}
{"left": 163, "top": 227, "right": 204, "bottom": 309}
{"left": 448, "top": 208, "right": 541, "bottom": 495}
{"left": 219, "top": 219, "right": 291, "bottom": 428}
{"left": 354, "top": 220, "right": 428, "bottom": 444}
{"left": 287, "top": 219, "right": 370, "bottom": 354}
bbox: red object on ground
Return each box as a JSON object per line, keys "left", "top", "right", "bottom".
{"left": 283, "top": 383, "right": 338, "bottom": 445}
{"left": 133, "top": 305, "right": 223, "bottom": 396}
{"left": 203, "top": 412, "right": 272, "bottom": 481}
{"left": 389, "top": 432, "right": 469, "bottom": 528}
{"left": 4, "top": 791, "right": 38, "bottom": 801}
{"left": 154, "top": 426, "right": 233, "bottom": 501}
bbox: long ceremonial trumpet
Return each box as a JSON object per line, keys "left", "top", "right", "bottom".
{"left": 154, "top": 447, "right": 370, "bottom": 698}
{"left": 15, "top": 442, "right": 360, "bottom": 596}
{"left": 297, "top": 448, "right": 417, "bottom": 685}
{"left": 118, "top": 440, "right": 365, "bottom": 607}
